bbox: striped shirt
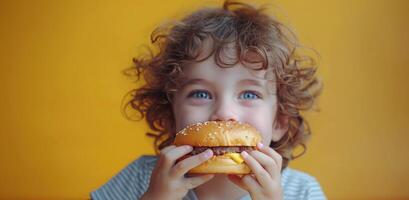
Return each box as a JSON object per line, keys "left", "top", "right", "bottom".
{"left": 90, "top": 155, "right": 326, "bottom": 200}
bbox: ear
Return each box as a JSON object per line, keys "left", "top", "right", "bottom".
{"left": 272, "top": 114, "right": 289, "bottom": 141}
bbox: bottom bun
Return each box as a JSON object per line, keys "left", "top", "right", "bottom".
{"left": 188, "top": 154, "right": 251, "bottom": 174}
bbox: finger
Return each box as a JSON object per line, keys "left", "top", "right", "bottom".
{"left": 257, "top": 143, "right": 283, "bottom": 171}
{"left": 184, "top": 174, "right": 215, "bottom": 189}
{"left": 241, "top": 174, "right": 261, "bottom": 194}
{"left": 171, "top": 149, "right": 213, "bottom": 178}
{"left": 227, "top": 174, "right": 249, "bottom": 191}
{"left": 241, "top": 151, "right": 272, "bottom": 187}
{"left": 160, "top": 145, "right": 176, "bottom": 154}
{"left": 250, "top": 150, "right": 279, "bottom": 179}
{"left": 159, "top": 145, "right": 193, "bottom": 170}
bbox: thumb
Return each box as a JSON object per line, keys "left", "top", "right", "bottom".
{"left": 227, "top": 174, "right": 249, "bottom": 191}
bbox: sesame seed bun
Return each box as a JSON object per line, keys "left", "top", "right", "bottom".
{"left": 174, "top": 121, "right": 262, "bottom": 174}
{"left": 174, "top": 121, "right": 261, "bottom": 147}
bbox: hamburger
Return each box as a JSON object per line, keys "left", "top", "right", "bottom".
{"left": 174, "top": 120, "right": 262, "bottom": 174}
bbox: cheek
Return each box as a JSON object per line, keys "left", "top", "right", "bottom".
{"left": 242, "top": 108, "right": 275, "bottom": 144}
{"left": 173, "top": 103, "right": 211, "bottom": 132}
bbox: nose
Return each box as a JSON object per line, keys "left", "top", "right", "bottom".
{"left": 210, "top": 100, "right": 238, "bottom": 121}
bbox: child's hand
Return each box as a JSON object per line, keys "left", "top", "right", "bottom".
{"left": 228, "top": 143, "right": 283, "bottom": 200}
{"left": 141, "top": 145, "right": 214, "bottom": 200}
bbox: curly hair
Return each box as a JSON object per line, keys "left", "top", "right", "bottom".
{"left": 121, "top": 0, "right": 322, "bottom": 170}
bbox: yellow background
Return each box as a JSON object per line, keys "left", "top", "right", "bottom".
{"left": 1, "top": 0, "right": 408, "bottom": 199}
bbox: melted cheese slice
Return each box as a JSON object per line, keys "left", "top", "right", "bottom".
{"left": 226, "top": 153, "right": 244, "bottom": 164}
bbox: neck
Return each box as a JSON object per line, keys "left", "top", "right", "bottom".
{"left": 193, "top": 174, "right": 249, "bottom": 200}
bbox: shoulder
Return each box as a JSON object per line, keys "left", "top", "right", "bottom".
{"left": 129, "top": 155, "right": 158, "bottom": 175}
{"left": 90, "top": 155, "right": 159, "bottom": 200}
{"left": 281, "top": 167, "right": 327, "bottom": 200}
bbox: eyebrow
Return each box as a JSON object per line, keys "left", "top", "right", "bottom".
{"left": 181, "top": 78, "right": 212, "bottom": 88}
{"left": 237, "top": 79, "right": 264, "bottom": 87}
{"left": 181, "top": 78, "right": 264, "bottom": 88}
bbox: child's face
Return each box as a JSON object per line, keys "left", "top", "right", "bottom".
{"left": 171, "top": 43, "right": 286, "bottom": 145}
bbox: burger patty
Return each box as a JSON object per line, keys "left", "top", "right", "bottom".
{"left": 190, "top": 146, "right": 256, "bottom": 156}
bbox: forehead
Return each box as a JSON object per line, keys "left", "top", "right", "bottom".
{"left": 182, "top": 55, "right": 266, "bottom": 80}
{"left": 180, "top": 54, "right": 276, "bottom": 94}
{"left": 181, "top": 38, "right": 271, "bottom": 79}
{"left": 176, "top": 37, "right": 276, "bottom": 93}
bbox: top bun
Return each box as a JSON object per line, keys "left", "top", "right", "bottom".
{"left": 174, "top": 121, "right": 261, "bottom": 147}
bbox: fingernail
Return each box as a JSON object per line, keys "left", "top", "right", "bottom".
{"left": 257, "top": 143, "right": 264, "bottom": 149}
{"left": 186, "top": 145, "right": 193, "bottom": 151}
{"left": 204, "top": 149, "right": 213, "bottom": 158}
{"left": 241, "top": 151, "right": 248, "bottom": 157}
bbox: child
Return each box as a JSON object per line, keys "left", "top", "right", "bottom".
{"left": 91, "top": 0, "right": 325, "bottom": 199}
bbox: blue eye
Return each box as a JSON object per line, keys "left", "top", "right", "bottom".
{"left": 239, "top": 91, "right": 260, "bottom": 100}
{"left": 188, "top": 90, "right": 212, "bottom": 99}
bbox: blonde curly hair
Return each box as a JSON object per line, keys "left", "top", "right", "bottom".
{"left": 122, "top": 0, "right": 322, "bottom": 170}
